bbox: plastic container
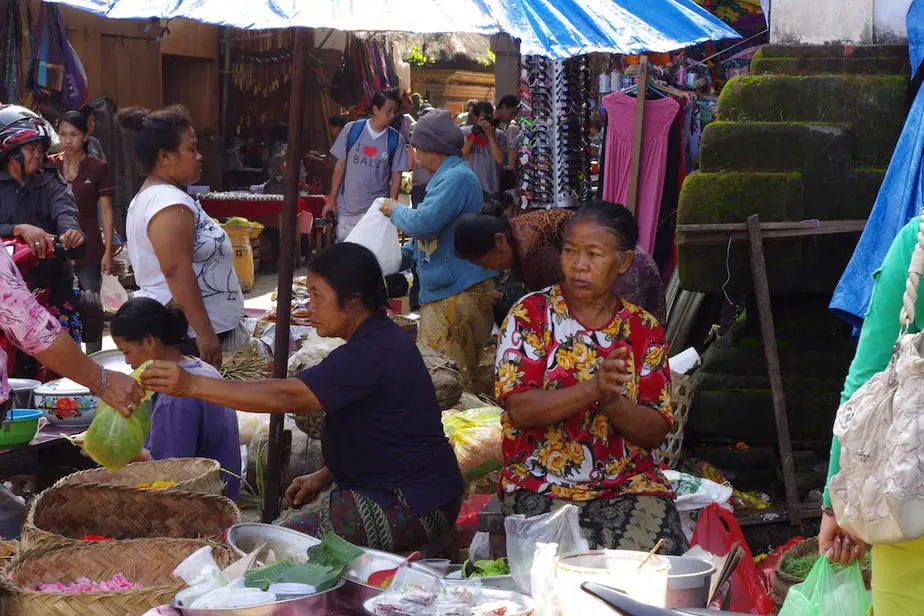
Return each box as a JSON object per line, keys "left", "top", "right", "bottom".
{"left": 555, "top": 550, "right": 670, "bottom": 614}
{"left": 0, "top": 409, "right": 45, "bottom": 448}
{"left": 267, "top": 583, "right": 315, "bottom": 600}
{"left": 8, "top": 378, "right": 40, "bottom": 409}
{"left": 665, "top": 555, "right": 715, "bottom": 609}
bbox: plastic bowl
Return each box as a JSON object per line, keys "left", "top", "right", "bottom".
{"left": 0, "top": 409, "right": 44, "bottom": 448}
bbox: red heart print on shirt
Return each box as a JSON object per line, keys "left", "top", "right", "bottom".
{"left": 363, "top": 145, "right": 379, "bottom": 158}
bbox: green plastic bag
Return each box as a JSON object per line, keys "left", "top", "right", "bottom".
{"left": 779, "top": 556, "right": 871, "bottom": 616}
{"left": 82, "top": 361, "right": 155, "bottom": 471}
{"left": 442, "top": 407, "right": 503, "bottom": 481}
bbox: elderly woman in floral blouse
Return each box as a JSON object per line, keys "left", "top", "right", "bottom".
{"left": 494, "top": 201, "right": 685, "bottom": 554}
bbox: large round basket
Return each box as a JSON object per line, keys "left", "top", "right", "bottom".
{"left": 771, "top": 538, "right": 871, "bottom": 605}
{"left": 21, "top": 483, "right": 241, "bottom": 551}
{"left": 53, "top": 457, "right": 224, "bottom": 495}
{"left": 0, "top": 538, "right": 233, "bottom": 616}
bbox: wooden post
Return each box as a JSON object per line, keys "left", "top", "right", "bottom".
{"left": 626, "top": 55, "right": 648, "bottom": 215}
{"left": 262, "top": 28, "right": 311, "bottom": 523}
{"left": 746, "top": 214, "right": 803, "bottom": 525}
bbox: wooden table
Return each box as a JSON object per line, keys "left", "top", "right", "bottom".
{"left": 0, "top": 425, "right": 95, "bottom": 490}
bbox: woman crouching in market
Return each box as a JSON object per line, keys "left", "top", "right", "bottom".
{"left": 495, "top": 201, "right": 686, "bottom": 554}
{"left": 111, "top": 297, "right": 241, "bottom": 499}
{"left": 141, "top": 242, "right": 464, "bottom": 555}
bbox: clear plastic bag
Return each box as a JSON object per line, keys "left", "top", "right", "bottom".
{"left": 100, "top": 274, "right": 128, "bottom": 314}
{"left": 778, "top": 557, "right": 871, "bottom": 616}
{"left": 442, "top": 408, "right": 503, "bottom": 481}
{"left": 504, "top": 504, "right": 589, "bottom": 594}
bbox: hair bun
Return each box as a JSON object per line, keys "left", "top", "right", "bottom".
{"left": 117, "top": 107, "right": 149, "bottom": 132}
{"left": 164, "top": 304, "right": 190, "bottom": 345}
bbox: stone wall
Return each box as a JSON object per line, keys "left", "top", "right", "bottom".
{"left": 771, "top": 0, "right": 912, "bottom": 44}
{"left": 678, "top": 44, "right": 910, "bottom": 500}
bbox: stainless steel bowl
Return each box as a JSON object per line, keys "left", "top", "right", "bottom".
{"left": 225, "top": 523, "right": 320, "bottom": 562}
{"left": 340, "top": 549, "right": 443, "bottom": 605}
{"left": 88, "top": 349, "right": 133, "bottom": 374}
{"left": 174, "top": 580, "right": 344, "bottom": 615}
{"left": 665, "top": 555, "right": 715, "bottom": 609}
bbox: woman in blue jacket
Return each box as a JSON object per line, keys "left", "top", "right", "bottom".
{"left": 381, "top": 109, "right": 494, "bottom": 389}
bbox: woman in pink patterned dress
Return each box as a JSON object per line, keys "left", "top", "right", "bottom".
{"left": 0, "top": 244, "right": 142, "bottom": 415}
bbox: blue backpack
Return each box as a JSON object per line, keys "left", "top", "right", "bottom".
{"left": 345, "top": 118, "right": 400, "bottom": 181}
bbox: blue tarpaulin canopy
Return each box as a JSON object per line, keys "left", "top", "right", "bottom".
{"left": 46, "top": 0, "right": 739, "bottom": 59}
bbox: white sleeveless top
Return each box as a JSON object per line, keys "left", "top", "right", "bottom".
{"left": 126, "top": 184, "right": 243, "bottom": 336}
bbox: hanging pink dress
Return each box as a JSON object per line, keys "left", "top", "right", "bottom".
{"left": 601, "top": 92, "right": 680, "bottom": 253}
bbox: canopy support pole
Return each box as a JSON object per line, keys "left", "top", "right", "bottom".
{"left": 262, "top": 27, "right": 311, "bottom": 523}
{"left": 626, "top": 55, "right": 648, "bottom": 215}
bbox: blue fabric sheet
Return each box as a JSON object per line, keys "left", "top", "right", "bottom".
{"left": 910, "top": 0, "right": 924, "bottom": 78}
{"left": 829, "top": 83, "right": 924, "bottom": 334}
{"left": 45, "top": 0, "right": 739, "bottom": 59}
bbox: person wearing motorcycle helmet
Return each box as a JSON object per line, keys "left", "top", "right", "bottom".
{"left": 0, "top": 105, "right": 85, "bottom": 257}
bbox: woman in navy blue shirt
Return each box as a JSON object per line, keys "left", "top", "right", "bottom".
{"left": 141, "top": 243, "right": 464, "bottom": 554}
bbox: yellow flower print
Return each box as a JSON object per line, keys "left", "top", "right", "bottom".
{"left": 605, "top": 458, "right": 629, "bottom": 477}
{"left": 556, "top": 347, "right": 577, "bottom": 371}
{"left": 511, "top": 302, "right": 529, "bottom": 323}
{"left": 510, "top": 463, "right": 529, "bottom": 479}
{"left": 565, "top": 440, "right": 584, "bottom": 466}
{"left": 658, "top": 387, "right": 673, "bottom": 414}
{"left": 538, "top": 442, "right": 569, "bottom": 474}
{"left": 644, "top": 345, "right": 664, "bottom": 369}
{"left": 497, "top": 361, "right": 520, "bottom": 396}
{"left": 545, "top": 427, "right": 564, "bottom": 445}
{"left": 550, "top": 484, "right": 576, "bottom": 499}
{"left": 550, "top": 292, "right": 568, "bottom": 317}
{"left": 501, "top": 415, "right": 520, "bottom": 440}
{"left": 572, "top": 341, "right": 598, "bottom": 369}
{"left": 543, "top": 329, "right": 553, "bottom": 348}
{"left": 524, "top": 330, "right": 544, "bottom": 354}
{"left": 624, "top": 378, "right": 638, "bottom": 402}
{"left": 591, "top": 413, "right": 610, "bottom": 440}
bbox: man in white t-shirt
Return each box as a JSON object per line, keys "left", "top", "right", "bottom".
{"left": 323, "top": 90, "right": 409, "bottom": 241}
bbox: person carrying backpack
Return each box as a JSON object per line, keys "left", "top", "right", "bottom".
{"left": 323, "top": 90, "right": 409, "bottom": 241}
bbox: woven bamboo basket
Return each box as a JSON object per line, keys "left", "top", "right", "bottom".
{"left": 53, "top": 457, "right": 224, "bottom": 495}
{"left": 654, "top": 371, "right": 696, "bottom": 469}
{"left": 1, "top": 538, "right": 233, "bottom": 616}
{"left": 771, "top": 538, "right": 872, "bottom": 605}
{"left": 21, "top": 483, "right": 241, "bottom": 551}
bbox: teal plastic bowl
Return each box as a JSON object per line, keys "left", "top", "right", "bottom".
{"left": 0, "top": 409, "right": 43, "bottom": 448}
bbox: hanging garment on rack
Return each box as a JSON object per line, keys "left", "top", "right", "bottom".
{"left": 601, "top": 91, "right": 679, "bottom": 253}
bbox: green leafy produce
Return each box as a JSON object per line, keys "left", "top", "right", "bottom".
{"left": 780, "top": 551, "right": 872, "bottom": 580}
{"left": 308, "top": 532, "right": 364, "bottom": 576}
{"left": 278, "top": 562, "right": 340, "bottom": 592}
{"left": 462, "top": 558, "right": 510, "bottom": 578}
{"left": 224, "top": 216, "right": 254, "bottom": 227}
{"left": 82, "top": 361, "right": 155, "bottom": 470}
{"left": 244, "top": 558, "right": 296, "bottom": 591}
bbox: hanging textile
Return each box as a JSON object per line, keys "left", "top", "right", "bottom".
{"left": 1, "top": 0, "right": 23, "bottom": 103}
{"left": 29, "top": 3, "right": 88, "bottom": 110}
{"left": 601, "top": 91, "right": 679, "bottom": 253}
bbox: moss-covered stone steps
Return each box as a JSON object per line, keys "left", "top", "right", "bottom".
{"left": 751, "top": 55, "right": 910, "bottom": 77}
{"left": 755, "top": 44, "right": 908, "bottom": 60}
{"left": 718, "top": 75, "right": 907, "bottom": 167}
{"left": 700, "top": 122, "right": 852, "bottom": 174}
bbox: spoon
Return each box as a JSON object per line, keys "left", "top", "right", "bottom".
{"left": 366, "top": 551, "right": 422, "bottom": 589}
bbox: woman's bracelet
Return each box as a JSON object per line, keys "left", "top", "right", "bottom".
{"left": 96, "top": 366, "right": 109, "bottom": 396}
{"left": 822, "top": 505, "right": 835, "bottom": 516}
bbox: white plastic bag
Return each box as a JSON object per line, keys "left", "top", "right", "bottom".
{"left": 663, "top": 470, "right": 733, "bottom": 512}
{"left": 345, "top": 198, "right": 402, "bottom": 275}
{"left": 100, "top": 274, "right": 128, "bottom": 313}
{"left": 504, "top": 504, "right": 589, "bottom": 594}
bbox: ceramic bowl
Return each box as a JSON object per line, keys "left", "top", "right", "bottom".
{"left": 33, "top": 378, "right": 100, "bottom": 427}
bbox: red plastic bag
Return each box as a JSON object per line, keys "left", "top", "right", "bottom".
{"left": 457, "top": 495, "right": 492, "bottom": 529}
{"left": 691, "top": 504, "right": 775, "bottom": 614}
{"left": 758, "top": 536, "right": 804, "bottom": 592}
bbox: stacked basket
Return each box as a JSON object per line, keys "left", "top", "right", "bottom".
{"left": 2, "top": 459, "right": 241, "bottom": 615}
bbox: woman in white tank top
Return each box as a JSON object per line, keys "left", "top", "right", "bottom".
{"left": 119, "top": 106, "right": 243, "bottom": 367}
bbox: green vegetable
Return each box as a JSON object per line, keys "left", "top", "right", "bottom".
{"left": 308, "top": 532, "right": 364, "bottom": 575}
{"left": 780, "top": 551, "right": 871, "bottom": 580}
{"left": 244, "top": 558, "right": 296, "bottom": 591}
{"left": 82, "top": 361, "right": 155, "bottom": 470}
{"left": 462, "top": 558, "right": 510, "bottom": 578}
{"left": 278, "top": 562, "right": 340, "bottom": 592}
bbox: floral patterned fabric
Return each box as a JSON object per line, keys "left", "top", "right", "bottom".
{"left": 495, "top": 284, "right": 673, "bottom": 502}
{"left": 0, "top": 245, "right": 62, "bottom": 403}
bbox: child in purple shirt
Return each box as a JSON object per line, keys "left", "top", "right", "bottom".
{"left": 111, "top": 297, "right": 241, "bottom": 499}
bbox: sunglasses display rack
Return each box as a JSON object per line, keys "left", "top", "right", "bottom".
{"left": 517, "top": 55, "right": 591, "bottom": 209}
